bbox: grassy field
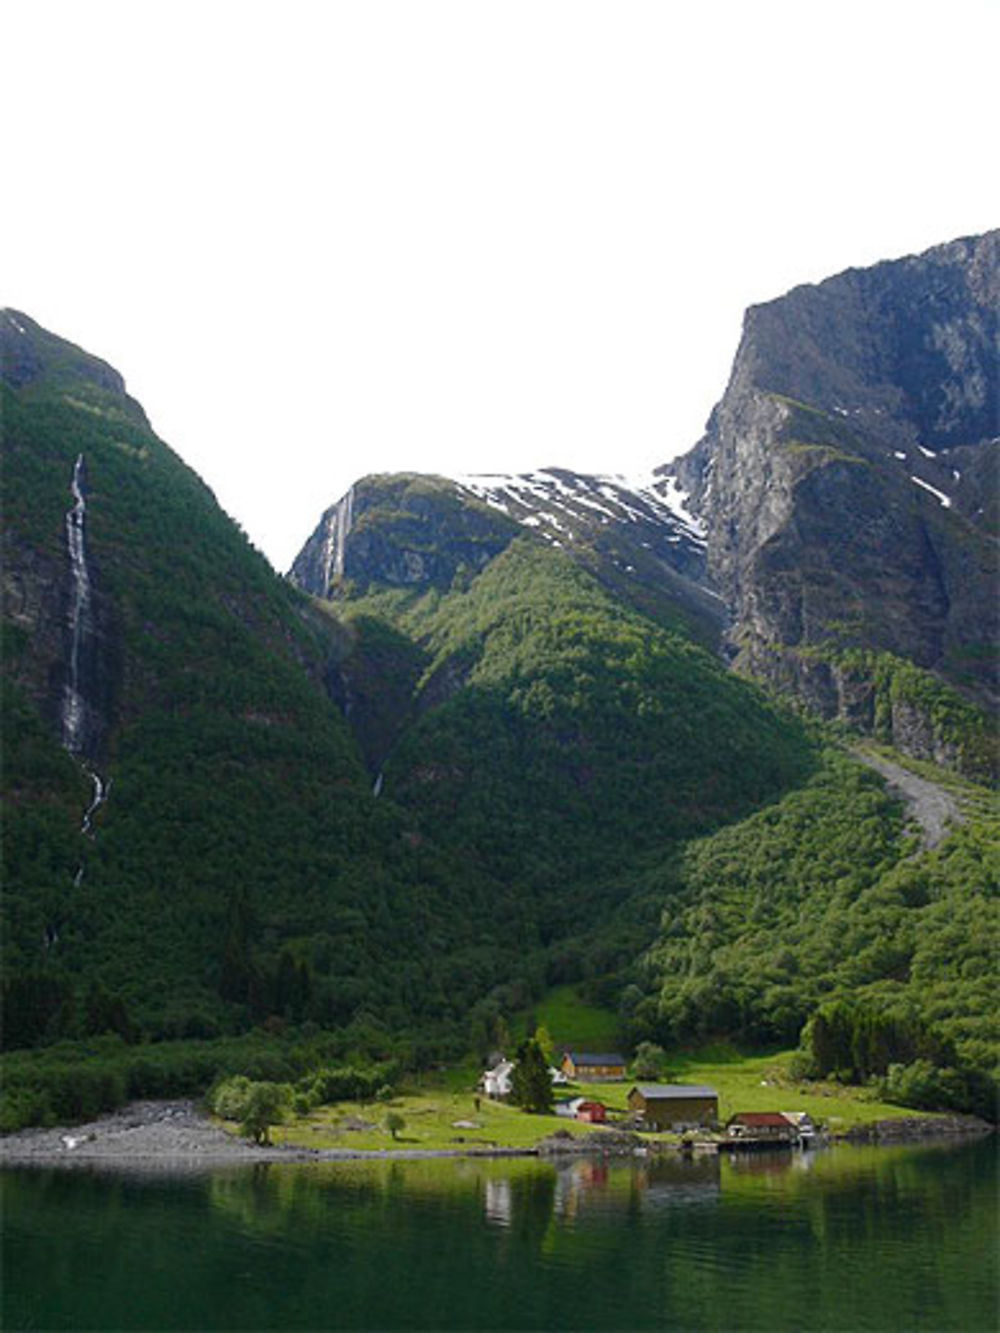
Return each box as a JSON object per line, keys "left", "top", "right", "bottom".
{"left": 265, "top": 1043, "right": 932, "bottom": 1154}
{"left": 523, "top": 985, "right": 622, "bottom": 1051}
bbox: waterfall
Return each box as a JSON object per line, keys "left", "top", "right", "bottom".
{"left": 335, "top": 484, "right": 354, "bottom": 583}
{"left": 59, "top": 454, "right": 110, "bottom": 875}
{"left": 81, "top": 770, "right": 111, "bottom": 837}
{"left": 321, "top": 485, "right": 354, "bottom": 593}
{"left": 62, "top": 454, "right": 93, "bottom": 755}
{"left": 372, "top": 771, "right": 384, "bottom": 798}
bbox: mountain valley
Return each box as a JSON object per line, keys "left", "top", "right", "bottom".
{"left": 2, "top": 232, "right": 997, "bottom": 1125}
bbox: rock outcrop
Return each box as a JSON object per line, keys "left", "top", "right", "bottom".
{"left": 669, "top": 232, "right": 999, "bottom": 724}
{"left": 290, "top": 474, "right": 520, "bottom": 598}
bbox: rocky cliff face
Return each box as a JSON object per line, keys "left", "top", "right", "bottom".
{"left": 289, "top": 474, "right": 520, "bottom": 598}
{"left": 671, "top": 232, "right": 999, "bottom": 720}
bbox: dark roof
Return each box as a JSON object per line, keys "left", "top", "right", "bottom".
{"left": 631, "top": 1084, "right": 718, "bottom": 1100}
{"left": 728, "top": 1112, "right": 793, "bottom": 1128}
{"left": 565, "top": 1052, "right": 626, "bottom": 1065}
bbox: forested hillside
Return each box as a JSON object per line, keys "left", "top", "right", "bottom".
{"left": 635, "top": 752, "right": 997, "bottom": 1069}
{"left": 0, "top": 313, "right": 521, "bottom": 1049}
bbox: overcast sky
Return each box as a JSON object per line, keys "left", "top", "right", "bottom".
{"left": 5, "top": 1, "right": 997, "bottom": 571}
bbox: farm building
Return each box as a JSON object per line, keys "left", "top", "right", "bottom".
{"left": 561, "top": 1051, "right": 627, "bottom": 1080}
{"left": 627, "top": 1084, "right": 719, "bottom": 1129}
{"left": 576, "top": 1100, "right": 607, "bottom": 1124}
{"left": 726, "top": 1112, "right": 798, "bottom": 1143}
{"left": 780, "top": 1111, "right": 817, "bottom": 1141}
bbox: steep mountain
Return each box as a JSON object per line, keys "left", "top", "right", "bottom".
{"left": 290, "top": 468, "right": 818, "bottom": 982}
{"left": 667, "top": 231, "right": 998, "bottom": 772}
{"left": 0, "top": 311, "right": 526, "bottom": 1048}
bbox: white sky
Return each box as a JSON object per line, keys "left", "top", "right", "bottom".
{"left": 5, "top": 1, "right": 998, "bottom": 572}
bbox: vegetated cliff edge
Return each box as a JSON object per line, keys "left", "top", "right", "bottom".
{"left": 668, "top": 231, "right": 998, "bottom": 775}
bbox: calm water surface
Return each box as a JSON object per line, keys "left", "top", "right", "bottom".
{"left": 2, "top": 1137, "right": 996, "bottom": 1331}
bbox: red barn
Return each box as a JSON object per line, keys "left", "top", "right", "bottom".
{"left": 726, "top": 1112, "right": 797, "bottom": 1142}
{"left": 576, "top": 1101, "right": 607, "bottom": 1124}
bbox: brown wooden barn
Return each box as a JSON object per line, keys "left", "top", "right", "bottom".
{"left": 627, "top": 1084, "right": 719, "bottom": 1129}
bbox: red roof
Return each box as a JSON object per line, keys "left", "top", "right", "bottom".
{"left": 729, "top": 1112, "right": 792, "bottom": 1128}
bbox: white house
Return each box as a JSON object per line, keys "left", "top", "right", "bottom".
{"left": 482, "top": 1059, "right": 514, "bottom": 1099}
{"left": 780, "top": 1111, "right": 817, "bottom": 1141}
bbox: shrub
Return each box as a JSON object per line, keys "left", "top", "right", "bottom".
{"left": 238, "top": 1082, "right": 290, "bottom": 1145}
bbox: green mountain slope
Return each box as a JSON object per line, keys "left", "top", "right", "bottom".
{"left": 1, "top": 312, "right": 521, "bottom": 1048}
{"left": 337, "top": 538, "right": 815, "bottom": 930}
{"left": 636, "top": 749, "right": 998, "bottom": 1072}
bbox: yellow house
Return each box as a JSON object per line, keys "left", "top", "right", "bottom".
{"left": 561, "top": 1051, "right": 627, "bottom": 1081}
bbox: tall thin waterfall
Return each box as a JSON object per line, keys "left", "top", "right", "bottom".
{"left": 62, "top": 453, "right": 93, "bottom": 755}
{"left": 59, "top": 454, "right": 110, "bottom": 876}
{"left": 321, "top": 484, "right": 354, "bottom": 594}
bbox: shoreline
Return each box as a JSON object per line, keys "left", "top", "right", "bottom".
{"left": 0, "top": 1100, "right": 992, "bottom": 1171}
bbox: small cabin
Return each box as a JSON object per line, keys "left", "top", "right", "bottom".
{"left": 561, "top": 1051, "right": 627, "bottom": 1081}
{"left": 726, "top": 1112, "right": 797, "bottom": 1142}
{"left": 576, "top": 1100, "right": 607, "bottom": 1124}
{"left": 627, "top": 1084, "right": 719, "bottom": 1129}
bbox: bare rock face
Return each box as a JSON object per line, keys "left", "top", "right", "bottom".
{"left": 672, "top": 231, "right": 999, "bottom": 716}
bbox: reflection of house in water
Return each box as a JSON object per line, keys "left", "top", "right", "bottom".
{"left": 724, "top": 1149, "right": 812, "bottom": 1178}
{"left": 635, "top": 1156, "right": 721, "bottom": 1209}
{"left": 484, "top": 1178, "right": 512, "bottom": 1227}
{"left": 553, "top": 1155, "right": 720, "bottom": 1222}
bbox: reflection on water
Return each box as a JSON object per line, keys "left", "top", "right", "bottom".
{"left": 550, "top": 1152, "right": 721, "bottom": 1224}
{"left": 2, "top": 1138, "right": 996, "bottom": 1331}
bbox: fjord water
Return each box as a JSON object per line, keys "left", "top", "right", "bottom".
{"left": 2, "top": 1139, "right": 995, "bottom": 1331}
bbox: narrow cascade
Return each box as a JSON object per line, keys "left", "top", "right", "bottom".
{"left": 335, "top": 484, "right": 354, "bottom": 583}
{"left": 321, "top": 484, "right": 354, "bottom": 593}
{"left": 372, "top": 771, "right": 384, "bottom": 798}
{"left": 62, "top": 453, "right": 93, "bottom": 755}
{"left": 81, "top": 770, "right": 111, "bottom": 837}
{"left": 60, "top": 454, "right": 110, "bottom": 875}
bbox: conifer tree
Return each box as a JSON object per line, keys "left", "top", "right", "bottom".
{"left": 510, "top": 1037, "right": 553, "bottom": 1113}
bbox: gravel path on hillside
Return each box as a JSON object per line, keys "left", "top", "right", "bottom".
{"left": 854, "top": 750, "right": 964, "bottom": 849}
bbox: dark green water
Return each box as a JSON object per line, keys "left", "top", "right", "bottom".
{"left": 2, "top": 1138, "right": 996, "bottom": 1331}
